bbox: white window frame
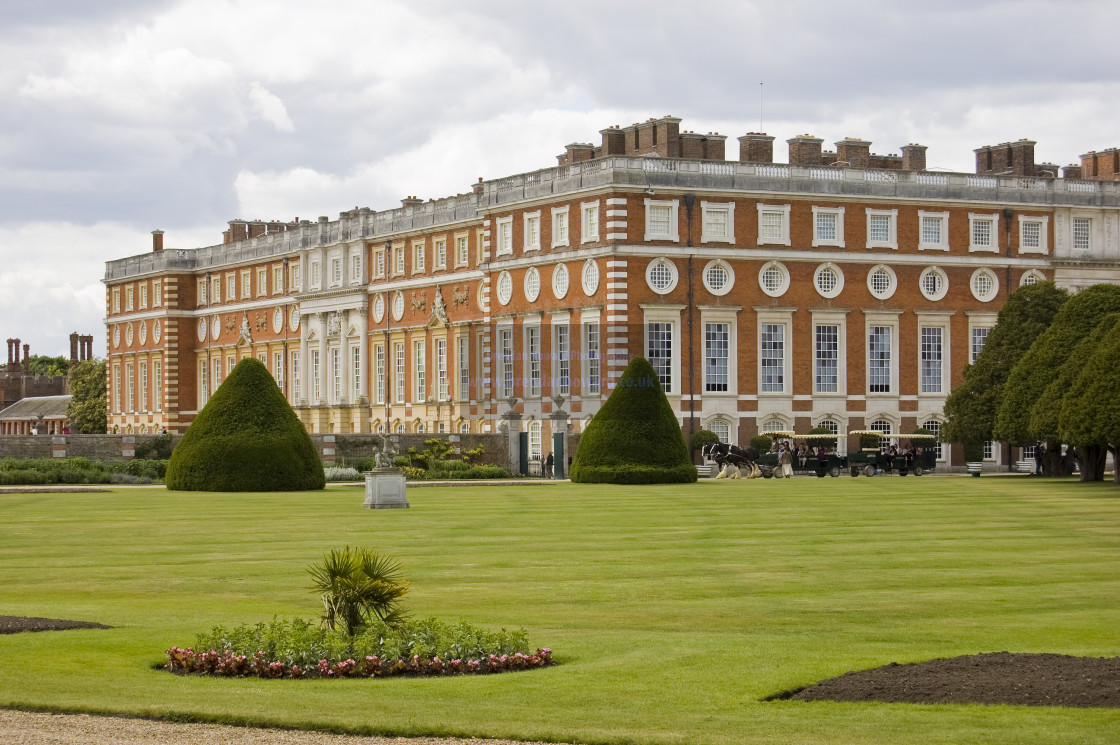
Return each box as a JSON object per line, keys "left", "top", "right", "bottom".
{"left": 152, "top": 281, "right": 162, "bottom": 307}
{"left": 758, "top": 261, "right": 790, "bottom": 298}
{"left": 865, "top": 208, "right": 898, "bottom": 250}
{"left": 311, "top": 350, "right": 320, "bottom": 402}
{"left": 811, "top": 310, "right": 847, "bottom": 396}
{"left": 212, "top": 277, "right": 221, "bottom": 303}
{"left": 551, "top": 206, "right": 570, "bottom": 248}
{"left": 456, "top": 334, "right": 470, "bottom": 402}
{"left": 553, "top": 319, "right": 570, "bottom": 396}
{"left": 240, "top": 269, "right": 251, "bottom": 298}
{"left": 433, "top": 238, "right": 447, "bottom": 270}
{"left": 353, "top": 345, "right": 362, "bottom": 400}
{"left": 702, "top": 260, "right": 734, "bottom": 297}
{"left": 331, "top": 348, "right": 342, "bottom": 402}
{"left": 524, "top": 267, "right": 541, "bottom": 303}
{"left": 811, "top": 206, "right": 845, "bottom": 248}
{"left": 393, "top": 245, "right": 405, "bottom": 275}
{"left": 917, "top": 318, "right": 950, "bottom": 395}
{"left": 813, "top": 262, "right": 844, "bottom": 299}
{"left": 274, "top": 352, "right": 284, "bottom": 389}
{"left": 700, "top": 201, "right": 735, "bottom": 244}
{"left": 413, "top": 340, "right": 426, "bottom": 403}
{"left": 967, "top": 313, "right": 996, "bottom": 364}
{"left": 701, "top": 309, "right": 737, "bottom": 396}
{"left": 139, "top": 284, "right": 147, "bottom": 309}
{"left": 227, "top": 273, "right": 236, "bottom": 300}
{"left": 496, "top": 217, "right": 513, "bottom": 256}
{"left": 454, "top": 233, "right": 469, "bottom": 268}
{"left": 757, "top": 311, "right": 791, "bottom": 395}
{"left": 918, "top": 211, "right": 950, "bottom": 251}
{"left": 153, "top": 359, "right": 162, "bottom": 412}
{"left": 968, "top": 212, "right": 1000, "bottom": 253}
{"left": 1019, "top": 269, "right": 1046, "bottom": 287}
{"left": 374, "top": 344, "right": 385, "bottom": 405}
{"left": 113, "top": 288, "right": 122, "bottom": 313}
{"left": 581, "top": 201, "right": 600, "bottom": 244}
{"left": 866, "top": 264, "right": 897, "bottom": 300}
{"left": 394, "top": 342, "right": 405, "bottom": 404}
{"left": 436, "top": 338, "right": 448, "bottom": 400}
{"left": 970, "top": 267, "right": 999, "bottom": 302}
{"left": 351, "top": 253, "right": 362, "bottom": 283}
{"left": 646, "top": 257, "right": 679, "bottom": 295}
{"left": 1072, "top": 216, "right": 1092, "bottom": 251}
{"left": 412, "top": 241, "right": 425, "bottom": 274}
{"left": 523, "top": 212, "right": 541, "bottom": 252}
{"left": 525, "top": 325, "right": 541, "bottom": 397}
{"left": 291, "top": 352, "right": 301, "bottom": 401}
{"left": 1017, "top": 215, "right": 1049, "bottom": 255}
{"left": 273, "top": 265, "right": 283, "bottom": 295}
{"left": 125, "top": 286, "right": 134, "bottom": 311}
{"left": 497, "top": 326, "right": 514, "bottom": 398}
{"left": 644, "top": 199, "right": 679, "bottom": 242}
{"left": 756, "top": 204, "right": 791, "bottom": 246}
{"left": 309, "top": 262, "right": 320, "bottom": 289}
{"left": 865, "top": 314, "right": 900, "bottom": 396}
{"left": 528, "top": 420, "right": 542, "bottom": 461}
{"left": 581, "top": 310, "right": 602, "bottom": 396}
{"left": 256, "top": 268, "right": 267, "bottom": 296}
{"left": 643, "top": 310, "right": 680, "bottom": 395}
{"left": 919, "top": 266, "right": 949, "bottom": 301}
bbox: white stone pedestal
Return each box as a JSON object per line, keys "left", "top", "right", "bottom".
{"left": 363, "top": 469, "right": 409, "bottom": 509}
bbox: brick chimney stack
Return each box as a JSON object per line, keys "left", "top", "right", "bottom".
{"left": 22, "top": 343, "right": 29, "bottom": 365}
{"left": 69, "top": 332, "right": 79, "bottom": 363}
{"left": 472, "top": 177, "right": 484, "bottom": 195}
{"left": 152, "top": 229, "right": 164, "bottom": 252}
{"left": 901, "top": 143, "right": 928, "bottom": 171}
{"left": 5, "top": 339, "right": 13, "bottom": 367}
{"left": 787, "top": 134, "right": 824, "bottom": 166}
{"left": 600, "top": 125, "right": 626, "bottom": 156}
{"left": 738, "top": 133, "right": 775, "bottom": 163}
{"left": 835, "top": 138, "right": 871, "bottom": 169}
{"left": 400, "top": 196, "right": 423, "bottom": 208}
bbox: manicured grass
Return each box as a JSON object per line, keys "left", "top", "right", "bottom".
{"left": 1, "top": 476, "right": 1118, "bottom": 744}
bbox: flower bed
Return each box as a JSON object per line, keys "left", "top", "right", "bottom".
{"left": 164, "top": 616, "right": 553, "bottom": 679}
{"left": 165, "top": 646, "right": 553, "bottom": 678}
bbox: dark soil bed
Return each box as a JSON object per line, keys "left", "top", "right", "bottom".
{"left": 0, "top": 616, "right": 111, "bottom": 634}
{"left": 787, "top": 652, "right": 1120, "bottom": 707}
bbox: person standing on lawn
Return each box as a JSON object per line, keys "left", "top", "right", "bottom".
{"left": 779, "top": 445, "right": 793, "bottom": 479}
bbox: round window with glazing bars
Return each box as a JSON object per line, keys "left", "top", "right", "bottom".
{"left": 552, "top": 263, "right": 569, "bottom": 299}
{"left": 703, "top": 262, "right": 731, "bottom": 295}
{"left": 497, "top": 271, "right": 513, "bottom": 305}
{"left": 524, "top": 267, "right": 541, "bottom": 302}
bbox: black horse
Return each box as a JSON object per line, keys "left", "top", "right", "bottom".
{"left": 701, "top": 442, "right": 764, "bottom": 476}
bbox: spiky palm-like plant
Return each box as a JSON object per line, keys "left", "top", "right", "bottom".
{"left": 307, "top": 547, "right": 409, "bottom": 637}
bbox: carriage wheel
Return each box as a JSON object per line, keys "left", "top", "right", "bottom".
{"left": 850, "top": 466, "right": 859, "bottom": 477}
{"left": 761, "top": 466, "right": 773, "bottom": 479}
{"left": 815, "top": 469, "right": 827, "bottom": 478}
{"left": 863, "top": 464, "right": 876, "bottom": 477}
{"left": 913, "top": 465, "right": 924, "bottom": 477}
{"left": 829, "top": 466, "right": 841, "bottom": 478}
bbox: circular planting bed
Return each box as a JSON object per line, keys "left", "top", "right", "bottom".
{"left": 0, "top": 616, "right": 111, "bottom": 634}
{"left": 785, "top": 652, "right": 1120, "bottom": 707}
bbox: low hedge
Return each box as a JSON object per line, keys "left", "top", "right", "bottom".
{"left": 0, "top": 457, "right": 167, "bottom": 485}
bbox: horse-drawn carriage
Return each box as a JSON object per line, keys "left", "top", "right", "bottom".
{"left": 702, "top": 431, "right": 848, "bottom": 479}
{"left": 845, "top": 431, "right": 938, "bottom": 477}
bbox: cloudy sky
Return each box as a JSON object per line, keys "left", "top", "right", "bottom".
{"left": 2, "top": 0, "right": 1118, "bottom": 360}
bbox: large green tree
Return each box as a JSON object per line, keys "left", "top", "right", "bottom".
{"left": 65, "top": 359, "right": 107, "bottom": 434}
{"left": 570, "top": 356, "right": 696, "bottom": 484}
{"left": 996, "top": 283, "right": 1120, "bottom": 480}
{"left": 942, "top": 281, "right": 1067, "bottom": 454}
{"left": 1057, "top": 314, "right": 1120, "bottom": 484}
{"left": 23, "top": 355, "right": 70, "bottom": 377}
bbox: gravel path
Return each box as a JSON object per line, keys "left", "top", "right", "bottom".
{"left": 0, "top": 710, "right": 567, "bottom": 745}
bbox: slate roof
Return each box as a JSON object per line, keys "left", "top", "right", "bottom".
{"left": 0, "top": 395, "right": 72, "bottom": 421}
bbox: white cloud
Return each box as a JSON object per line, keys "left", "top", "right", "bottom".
{"left": 247, "top": 82, "right": 294, "bottom": 133}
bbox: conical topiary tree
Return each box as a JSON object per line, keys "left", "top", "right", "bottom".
{"left": 569, "top": 356, "right": 697, "bottom": 484}
{"left": 166, "top": 357, "right": 325, "bottom": 491}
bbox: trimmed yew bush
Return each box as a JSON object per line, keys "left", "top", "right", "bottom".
{"left": 165, "top": 357, "right": 324, "bottom": 491}
{"left": 569, "top": 356, "right": 697, "bottom": 484}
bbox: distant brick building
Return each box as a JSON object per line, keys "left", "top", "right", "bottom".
{"left": 102, "top": 115, "right": 1120, "bottom": 469}
{"left": 0, "top": 333, "right": 93, "bottom": 415}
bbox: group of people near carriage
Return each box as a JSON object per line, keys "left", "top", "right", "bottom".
{"left": 701, "top": 431, "right": 938, "bottom": 479}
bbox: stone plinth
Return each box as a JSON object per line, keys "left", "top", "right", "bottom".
{"left": 362, "top": 469, "right": 409, "bottom": 509}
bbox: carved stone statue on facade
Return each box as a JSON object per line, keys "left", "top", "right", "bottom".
{"left": 238, "top": 313, "right": 253, "bottom": 345}
{"left": 432, "top": 287, "right": 449, "bottom": 325}
{"left": 326, "top": 311, "right": 342, "bottom": 338}
{"left": 453, "top": 285, "right": 469, "bottom": 308}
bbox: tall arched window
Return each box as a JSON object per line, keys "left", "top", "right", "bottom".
{"left": 528, "top": 420, "right": 542, "bottom": 460}
{"left": 922, "top": 419, "right": 943, "bottom": 459}
{"left": 870, "top": 418, "right": 892, "bottom": 452}
{"left": 708, "top": 419, "right": 730, "bottom": 444}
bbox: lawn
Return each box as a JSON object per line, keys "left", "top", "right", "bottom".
{"left": 1, "top": 476, "right": 1118, "bottom": 744}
